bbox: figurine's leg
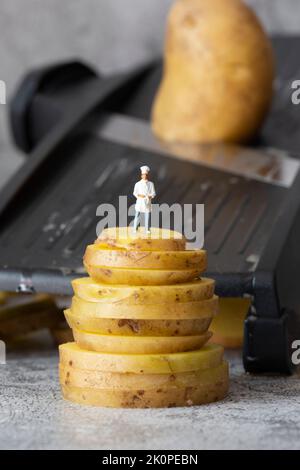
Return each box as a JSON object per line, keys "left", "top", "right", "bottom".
{"left": 145, "top": 212, "right": 150, "bottom": 233}
{"left": 133, "top": 211, "right": 140, "bottom": 232}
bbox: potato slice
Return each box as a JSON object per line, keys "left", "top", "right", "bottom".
{"left": 84, "top": 263, "right": 201, "bottom": 285}
{"left": 84, "top": 245, "right": 206, "bottom": 270}
{"left": 69, "top": 295, "right": 218, "bottom": 320}
{"left": 0, "top": 292, "right": 8, "bottom": 305}
{"left": 72, "top": 327, "right": 212, "bottom": 354}
{"left": 60, "top": 362, "right": 229, "bottom": 407}
{"left": 72, "top": 277, "right": 215, "bottom": 304}
{"left": 210, "top": 297, "right": 251, "bottom": 348}
{"left": 96, "top": 226, "right": 186, "bottom": 251}
{"left": 65, "top": 309, "right": 213, "bottom": 336}
{"left": 59, "top": 342, "right": 224, "bottom": 374}
{"left": 51, "top": 326, "right": 73, "bottom": 345}
{"left": 0, "top": 295, "right": 62, "bottom": 339}
{"left": 60, "top": 361, "right": 228, "bottom": 390}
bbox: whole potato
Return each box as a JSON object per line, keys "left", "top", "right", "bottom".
{"left": 152, "top": 0, "right": 275, "bottom": 144}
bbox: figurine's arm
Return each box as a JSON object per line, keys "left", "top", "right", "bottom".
{"left": 133, "top": 183, "right": 145, "bottom": 199}
{"left": 149, "top": 182, "right": 156, "bottom": 199}
{"left": 145, "top": 184, "right": 155, "bottom": 204}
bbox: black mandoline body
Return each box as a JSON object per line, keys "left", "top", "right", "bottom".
{"left": 1, "top": 37, "right": 300, "bottom": 373}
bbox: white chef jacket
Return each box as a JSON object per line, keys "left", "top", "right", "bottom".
{"left": 133, "top": 180, "right": 156, "bottom": 213}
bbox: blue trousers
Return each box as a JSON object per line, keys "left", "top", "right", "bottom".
{"left": 134, "top": 211, "right": 150, "bottom": 231}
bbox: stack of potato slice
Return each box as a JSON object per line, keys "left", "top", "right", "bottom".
{"left": 59, "top": 227, "right": 229, "bottom": 407}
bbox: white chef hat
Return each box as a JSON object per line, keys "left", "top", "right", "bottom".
{"left": 140, "top": 165, "right": 150, "bottom": 174}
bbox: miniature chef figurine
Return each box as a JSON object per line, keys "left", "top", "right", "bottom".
{"left": 133, "top": 166, "right": 156, "bottom": 233}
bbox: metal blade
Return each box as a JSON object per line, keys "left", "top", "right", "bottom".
{"left": 93, "top": 113, "right": 299, "bottom": 188}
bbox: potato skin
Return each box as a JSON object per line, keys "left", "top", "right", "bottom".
{"left": 84, "top": 245, "right": 207, "bottom": 270}
{"left": 68, "top": 295, "right": 218, "bottom": 320}
{"left": 85, "top": 263, "right": 201, "bottom": 286}
{"left": 72, "top": 277, "right": 216, "bottom": 305}
{"left": 65, "top": 310, "right": 213, "bottom": 336}
{"left": 61, "top": 362, "right": 229, "bottom": 408}
{"left": 60, "top": 362, "right": 226, "bottom": 390}
{"left": 59, "top": 342, "right": 224, "bottom": 374}
{"left": 96, "top": 227, "right": 186, "bottom": 251}
{"left": 72, "top": 328, "right": 212, "bottom": 354}
{"left": 152, "top": 0, "right": 275, "bottom": 144}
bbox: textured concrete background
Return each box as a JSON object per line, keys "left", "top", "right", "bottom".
{"left": 0, "top": 0, "right": 300, "bottom": 450}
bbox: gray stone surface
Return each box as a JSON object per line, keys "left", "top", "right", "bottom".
{"left": 1, "top": 334, "right": 300, "bottom": 450}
